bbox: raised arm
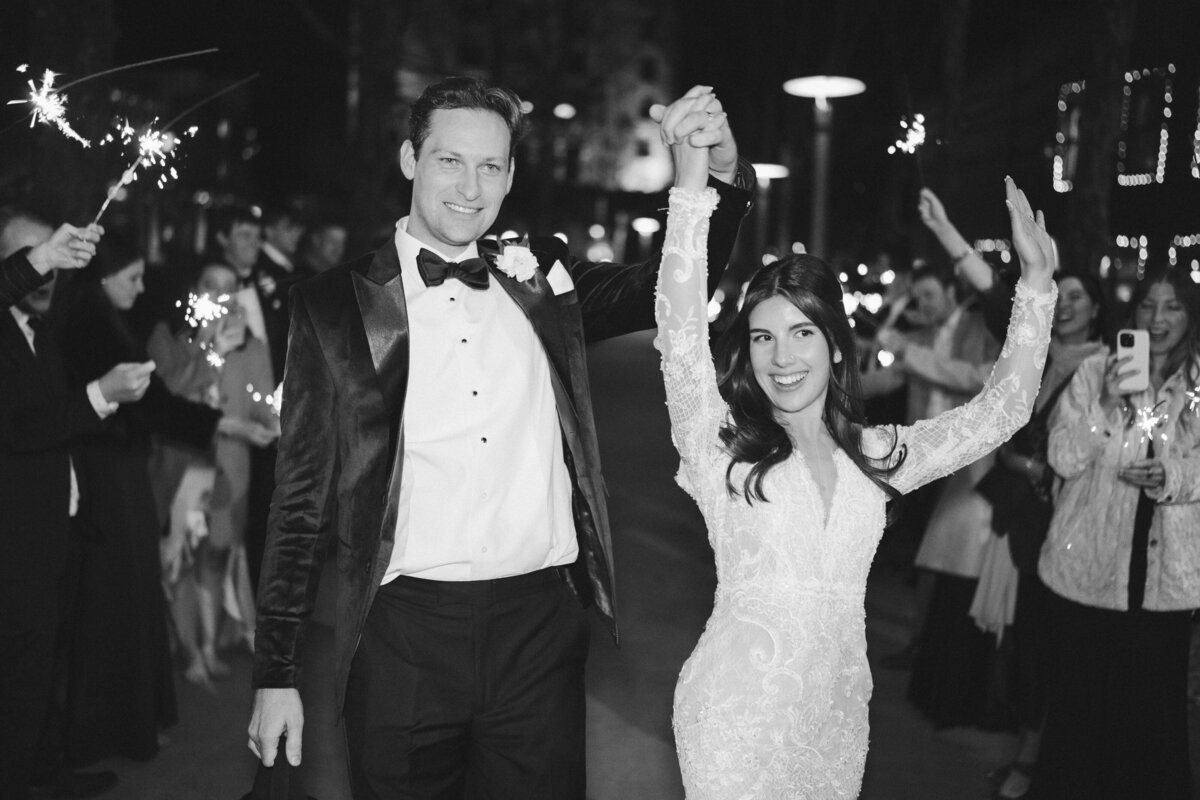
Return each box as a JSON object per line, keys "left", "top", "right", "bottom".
{"left": 919, "top": 188, "right": 1015, "bottom": 340}
{"left": 653, "top": 95, "right": 729, "bottom": 495}
{"left": 884, "top": 178, "right": 1057, "bottom": 493}
{"left": 570, "top": 87, "right": 753, "bottom": 343}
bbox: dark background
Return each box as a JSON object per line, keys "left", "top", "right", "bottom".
{"left": 1, "top": 0, "right": 1198, "bottom": 286}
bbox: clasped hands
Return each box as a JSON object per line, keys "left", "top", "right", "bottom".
{"left": 650, "top": 85, "right": 737, "bottom": 187}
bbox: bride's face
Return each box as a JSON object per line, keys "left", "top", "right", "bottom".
{"left": 747, "top": 295, "right": 837, "bottom": 425}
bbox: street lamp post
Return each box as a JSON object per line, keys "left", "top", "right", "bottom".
{"left": 752, "top": 162, "right": 789, "bottom": 261}
{"left": 782, "top": 75, "right": 866, "bottom": 258}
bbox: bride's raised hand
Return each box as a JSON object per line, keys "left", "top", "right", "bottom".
{"left": 650, "top": 87, "right": 730, "bottom": 191}
{"left": 1004, "top": 176, "right": 1055, "bottom": 292}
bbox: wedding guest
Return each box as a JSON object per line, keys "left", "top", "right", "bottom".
{"left": 247, "top": 76, "right": 753, "bottom": 799}
{"left": 296, "top": 218, "right": 347, "bottom": 277}
{"left": 59, "top": 231, "right": 267, "bottom": 765}
{"left": 654, "top": 113, "right": 1055, "bottom": 797}
{"left": 1035, "top": 266, "right": 1200, "bottom": 800}
{"left": 0, "top": 217, "right": 102, "bottom": 307}
{"left": 868, "top": 262, "right": 1003, "bottom": 728}
{"left": 917, "top": 186, "right": 1020, "bottom": 341}
{"left": 148, "top": 261, "right": 277, "bottom": 685}
{"left": 0, "top": 208, "right": 146, "bottom": 800}
{"left": 259, "top": 205, "right": 304, "bottom": 279}
{"left": 975, "top": 271, "right": 1105, "bottom": 799}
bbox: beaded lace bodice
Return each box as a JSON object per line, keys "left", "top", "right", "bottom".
{"left": 654, "top": 188, "right": 1056, "bottom": 799}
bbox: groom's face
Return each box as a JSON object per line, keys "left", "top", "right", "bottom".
{"left": 400, "top": 108, "right": 514, "bottom": 257}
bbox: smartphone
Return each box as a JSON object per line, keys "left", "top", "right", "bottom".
{"left": 1116, "top": 328, "right": 1149, "bottom": 394}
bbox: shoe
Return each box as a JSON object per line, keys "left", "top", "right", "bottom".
{"left": 987, "top": 761, "right": 1034, "bottom": 799}
{"left": 30, "top": 769, "right": 118, "bottom": 798}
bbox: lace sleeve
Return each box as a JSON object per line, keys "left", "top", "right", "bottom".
{"left": 654, "top": 187, "right": 725, "bottom": 498}
{"left": 882, "top": 278, "right": 1058, "bottom": 494}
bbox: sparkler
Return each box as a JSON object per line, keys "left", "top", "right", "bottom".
{"left": 5, "top": 50, "right": 218, "bottom": 146}
{"left": 1132, "top": 401, "right": 1168, "bottom": 443}
{"left": 92, "top": 120, "right": 198, "bottom": 224}
{"left": 176, "top": 292, "right": 231, "bottom": 368}
{"left": 887, "top": 114, "right": 926, "bottom": 156}
{"left": 1185, "top": 387, "right": 1200, "bottom": 414}
{"left": 90, "top": 72, "right": 258, "bottom": 224}
{"left": 6, "top": 66, "right": 90, "bottom": 147}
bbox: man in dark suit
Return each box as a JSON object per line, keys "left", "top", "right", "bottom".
{"left": 0, "top": 208, "right": 152, "bottom": 799}
{"left": 248, "top": 77, "right": 751, "bottom": 799}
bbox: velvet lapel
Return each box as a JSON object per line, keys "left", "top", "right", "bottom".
{"left": 350, "top": 242, "right": 410, "bottom": 464}
{"left": 483, "top": 244, "right": 581, "bottom": 427}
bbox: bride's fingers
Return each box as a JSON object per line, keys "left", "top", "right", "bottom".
{"left": 686, "top": 113, "right": 729, "bottom": 148}
{"left": 660, "top": 93, "right": 717, "bottom": 144}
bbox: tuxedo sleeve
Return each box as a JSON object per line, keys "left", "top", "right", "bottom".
{"left": 570, "top": 158, "right": 754, "bottom": 343}
{"left": 0, "top": 248, "right": 52, "bottom": 309}
{"left": 0, "top": 385, "right": 102, "bottom": 453}
{"left": 253, "top": 289, "right": 337, "bottom": 689}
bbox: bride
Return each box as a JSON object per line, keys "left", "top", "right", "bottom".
{"left": 652, "top": 90, "right": 1057, "bottom": 798}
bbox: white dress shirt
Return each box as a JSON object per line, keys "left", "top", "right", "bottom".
{"left": 382, "top": 218, "right": 578, "bottom": 583}
{"left": 10, "top": 307, "right": 118, "bottom": 517}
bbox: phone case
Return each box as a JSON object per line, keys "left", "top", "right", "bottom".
{"left": 1116, "top": 328, "right": 1149, "bottom": 393}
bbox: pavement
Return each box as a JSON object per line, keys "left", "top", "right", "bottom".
{"left": 85, "top": 331, "right": 1200, "bottom": 799}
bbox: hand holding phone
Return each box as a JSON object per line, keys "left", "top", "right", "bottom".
{"left": 1115, "top": 329, "right": 1149, "bottom": 394}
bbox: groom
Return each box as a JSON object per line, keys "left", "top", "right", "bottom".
{"left": 248, "top": 76, "right": 752, "bottom": 798}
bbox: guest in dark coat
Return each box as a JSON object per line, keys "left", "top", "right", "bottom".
{"left": 0, "top": 208, "right": 142, "bottom": 800}
{"left": 58, "top": 232, "right": 266, "bottom": 765}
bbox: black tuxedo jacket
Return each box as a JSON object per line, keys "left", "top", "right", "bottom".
{"left": 253, "top": 166, "right": 753, "bottom": 709}
{"left": 252, "top": 254, "right": 295, "bottom": 374}
{"left": 0, "top": 306, "right": 102, "bottom": 581}
{"left": 0, "top": 250, "right": 50, "bottom": 309}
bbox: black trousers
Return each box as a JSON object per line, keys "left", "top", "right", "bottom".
{"left": 0, "top": 576, "right": 59, "bottom": 800}
{"left": 1036, "top": 591, "right": 1192, "bottom": 800}
{"left": 343, "top": 567, "right": 590, "bottom": 800}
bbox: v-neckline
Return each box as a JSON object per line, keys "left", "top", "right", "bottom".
{"left": 795, "top": 446, "right": 841, "bottom": 530}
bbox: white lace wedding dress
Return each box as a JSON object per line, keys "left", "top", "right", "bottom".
{"left": 655, "top": 188, "right": 1056, "bottom": 799}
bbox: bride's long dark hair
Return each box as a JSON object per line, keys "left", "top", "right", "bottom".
{"left": 715, "top": 254, "right": 903, "bottom": 504}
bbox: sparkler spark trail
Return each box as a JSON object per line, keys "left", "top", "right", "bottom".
{"left": 55, "top": 48, "right": 219, "bottom": 92}
{"left": 1133, "top": 401, "right": 1168, "bottom": 441}
{"left": 1186, "top": 387, "right": 1200, "bottom": 413}
{"left": 177, "top": 293, "right": 232, "bottom": 368}
{"left": 6, "top": 68, "right": 90, "bottom": 147}
{"left": 888, "top": 113, "right": 926, "bottom": 155}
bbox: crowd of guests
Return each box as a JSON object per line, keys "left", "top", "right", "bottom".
{"left": 1, "top": 175, "right": 1198, "bottom": 800}
{"left": 0, "top": 201, "right": 344, "bottom": 799}
{"left": 859, "top": 188, "right": 1200, "bottom": 800}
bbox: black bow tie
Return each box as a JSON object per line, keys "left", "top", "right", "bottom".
{"left": 416, "top": 249, "right": 490, "bottom": 290}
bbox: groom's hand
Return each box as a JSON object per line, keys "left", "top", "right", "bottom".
{"left": 650, "top": 85, "right": 739, "bottom": 185}
{"left": 248, "top": 687, "right": 304, "bottom": 767}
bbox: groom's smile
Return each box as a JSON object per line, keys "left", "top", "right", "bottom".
{"left": 400, "top": 107, "right": 515, "bottom": 258}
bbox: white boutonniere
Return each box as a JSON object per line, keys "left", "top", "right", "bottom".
{"left": 495, "top": 243, "right": 538, "bottom": 282}
{"left": 257, "top": 273, "right": 277, "bottom": 297}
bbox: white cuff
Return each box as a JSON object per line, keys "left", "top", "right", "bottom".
{"left": 87, "top": 380, "right": 120, "bottom": 419}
